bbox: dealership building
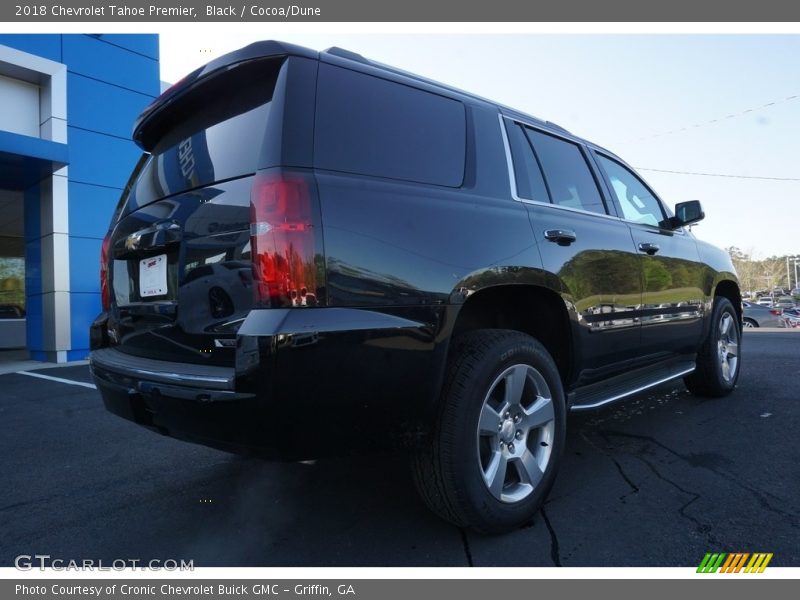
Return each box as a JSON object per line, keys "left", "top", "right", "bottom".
{"left": 0, "top": 34, "right": 160, "bottom": 362}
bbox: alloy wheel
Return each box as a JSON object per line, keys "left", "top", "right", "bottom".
{"left": 476, "top": 364, "right": 555, "bottom": 503}
{"left": 717, "top": 312, "right": 740, "bottom": 383}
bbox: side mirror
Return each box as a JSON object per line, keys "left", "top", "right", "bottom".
{"left": 665, "top": 200, "right": 705, "bottom": 230}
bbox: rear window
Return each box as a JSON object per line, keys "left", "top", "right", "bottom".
{"left": 117, "top": 59, "right": 282, "bottom": 217}
{"left": 314, "top": 64, "right": 466, "bottom": 187}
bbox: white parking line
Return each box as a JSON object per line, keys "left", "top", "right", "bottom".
{"left": 17, "top": 371, "right": 97, "bottom": 390}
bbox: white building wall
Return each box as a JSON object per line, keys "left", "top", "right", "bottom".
{"left": 0, "top": 73, "right": 40, "bottom": 137}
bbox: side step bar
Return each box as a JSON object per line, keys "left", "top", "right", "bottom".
{"left": 569, "top": 359, "right": 696, "bottom": 412}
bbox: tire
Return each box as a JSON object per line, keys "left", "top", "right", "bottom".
{"left": 411, "top": 329, "right": 566, "bottom": 534}
{"left": 742, "top": 318, "right": 757, "bottom": 328}
{"left": 684, "top": 297, "right": 741, "bottom": 397}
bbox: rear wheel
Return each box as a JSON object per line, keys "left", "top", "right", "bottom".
{"left": 411, "top": 329, "right": 566, "bottom": 534}
{"left": 742, "top": 318, "right": 757, "bottom": 328}
{"left": 684, "top": 297, "right": 741, "bottom": 397}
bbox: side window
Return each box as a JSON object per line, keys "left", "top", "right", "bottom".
{"left": 314, "top": 64, "right": 466, "bottom": 187}
{"left": 505, "top": 122, "right": 550, "bottom": 203}
{"left": 596, "top": 155, "right": 665, "bottom": 227}
{"left": 525, "top": 129, "right": 607, "bottom": 215}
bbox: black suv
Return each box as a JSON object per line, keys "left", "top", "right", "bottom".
{"left": 90, "top": 41, "right": 742, "bottom": 533}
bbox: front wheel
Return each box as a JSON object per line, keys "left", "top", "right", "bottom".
{"left": 411, "top": 329, "right": 566, "bottom": 534}
{"left": 684, "top": 297, "right": 741, "bottom": 397}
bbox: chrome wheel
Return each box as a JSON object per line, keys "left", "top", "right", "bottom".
{"left": 684, "top": 297, "right": 741, "bottom": 398}
{"left": 717, "top": 312, "right": 739, "bottom": 383}
{"left": 742, "top": 319, "right": 756, "bottom": 329}
{"left": 477, "top": 364, "right": 555, "bottom": 504}
{"left": 412, "top": 330, "right": 566, "bottom": 532}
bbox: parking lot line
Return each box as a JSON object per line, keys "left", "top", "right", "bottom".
{"left": 17, "top": 370, "right": 97, "bottom": 390}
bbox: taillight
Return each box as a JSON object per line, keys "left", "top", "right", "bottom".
{"left": 249, "top": 171, "right": 323, "bottom": 308}
{"left": 100, "top": 233, "right": 112, "bottom": 311}
{"left": 770, "top": 308, "right": 782, "bottom": 316}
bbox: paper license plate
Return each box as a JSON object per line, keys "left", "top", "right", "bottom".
{"left": 139, "top": 254, "right": 168, "bottom": 298}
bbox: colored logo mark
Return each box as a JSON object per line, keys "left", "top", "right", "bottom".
{"left": 697, "top": 552, "right": 773, "bottom": 573}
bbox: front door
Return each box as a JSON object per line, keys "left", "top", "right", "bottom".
{"left": 592, "top": 153, "right": 705, "bottom": 364}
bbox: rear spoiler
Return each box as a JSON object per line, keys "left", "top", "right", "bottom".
{"left": 133, "top": 40, "right": 317, "bottom": 150}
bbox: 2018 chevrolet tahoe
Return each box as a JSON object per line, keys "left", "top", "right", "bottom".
{"left": 90, "top": 41, "right": 742, "bottom": 533}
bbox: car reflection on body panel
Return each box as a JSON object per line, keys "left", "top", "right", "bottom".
{"left": 177, "top": 260, "right": 253, "bottom": 333}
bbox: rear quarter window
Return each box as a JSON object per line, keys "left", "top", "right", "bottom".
{"left": 314, "top": 64, "right": 466, "bottom": 187}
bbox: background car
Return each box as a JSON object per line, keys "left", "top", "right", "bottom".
{"left": 742, "top": 301, "right": 784, "bottom": 328}
{"left": 782, "top": 309, "right": 800, "bottom": 328}
{"left": 774, "top": 296, "right": 796, "bottom": 310}
{"left": 756, "top": 297, "right": 774, "bottom": 307}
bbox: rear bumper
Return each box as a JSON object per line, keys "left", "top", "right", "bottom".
{"left": 90, "top": 347, "right": 280, "bottom": 457}
{"left": 91, "top": 347, "right": 236, "bottom": 393}
{"left": 90, "top": 306, "right": 449, "bottom": 458}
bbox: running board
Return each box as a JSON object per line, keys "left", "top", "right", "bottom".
{"left": 568, "top": 360, "right": 696, "bottom": 412}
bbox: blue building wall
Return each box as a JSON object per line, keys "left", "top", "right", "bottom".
{"left": 0, "top": 34, "right": 160, "bottom": 361}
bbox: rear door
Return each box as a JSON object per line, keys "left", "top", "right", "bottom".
{"left": 503, "top": 119, "right": 643, "bottom": 383}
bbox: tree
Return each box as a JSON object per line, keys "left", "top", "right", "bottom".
{"left": 761, "top": 256, "right": 786, "bottom": 293}
{"left": 726, "top": 247, "right": 759, "bottom": 294}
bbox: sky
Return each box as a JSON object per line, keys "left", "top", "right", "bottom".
{"left": 160, "top": 33, "right": 800, "bottom": 259}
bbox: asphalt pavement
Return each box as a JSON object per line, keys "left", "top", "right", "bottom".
{"left": 1, "top": 331, "right": 798, "bottom": 567}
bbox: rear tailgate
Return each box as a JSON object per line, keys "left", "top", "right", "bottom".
{"left": 110, "top": 177, "right": 254, "bottom": 366}
{"left": 106, "top": 55, "right": 284, "bottom": 367}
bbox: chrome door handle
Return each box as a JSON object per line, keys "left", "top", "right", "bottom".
{"left": 544, "top": 229, "right": 577, "bottom": 246}
{"left": 638, "top": 242, "right": 660, "bottom": 255}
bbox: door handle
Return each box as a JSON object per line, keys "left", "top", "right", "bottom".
{"left": 638, "top": 242, "right": 660, "bottom": 255}
{"left": 544, "top": 229, "right": 577, "bottom": 246}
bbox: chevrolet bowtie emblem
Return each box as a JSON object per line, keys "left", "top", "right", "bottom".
{"left": 125, "top": 232, "right": 142, "bottom": 251}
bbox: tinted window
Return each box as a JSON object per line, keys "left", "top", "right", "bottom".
{"left": 315, "top": 65, "right": 466, "bottom": 187}
{"left": 506, "top": 122, "right": 550, "bottom": 203}
{"left": 119, "top": 59, "right": 282, "bottom": 217}
{"left": 526, "top": 130, "right": 607, "bottom": 215}
{"left": 596, "top": 155, "right": 665, "bottom": 226}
